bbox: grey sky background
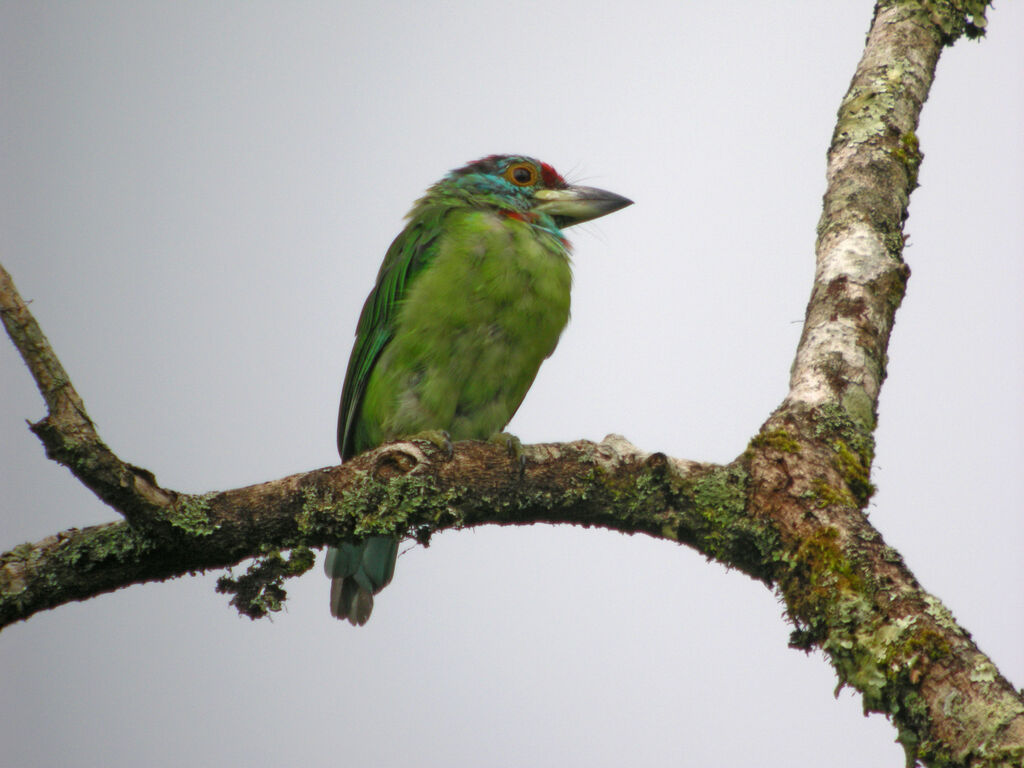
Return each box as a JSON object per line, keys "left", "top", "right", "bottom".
{"left": 2, "top": 3, "right": 1021, "bottom": 766}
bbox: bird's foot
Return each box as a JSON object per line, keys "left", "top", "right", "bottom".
{"left": 409, "top": 429, "right": 454, "bottom": 461}
{"left": 488, "top": 432, "right": 527, "bottom": 476}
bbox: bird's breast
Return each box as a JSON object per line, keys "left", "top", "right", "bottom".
{"left": 363, "top": 210, "right": 572, "bottom": 442}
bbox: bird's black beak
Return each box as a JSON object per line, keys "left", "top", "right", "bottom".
{"left": 533, "top": 185, "right": 633, "bottom": 228}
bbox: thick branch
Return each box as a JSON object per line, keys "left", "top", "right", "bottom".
{"left": 746, "top": 2, "right": 1024, "bottom": 765}
{"left": 2, "top": 435, "right": 770, "bottom": 627}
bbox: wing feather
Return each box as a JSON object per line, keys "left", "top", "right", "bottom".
{"left": 337, "top": 213, "right": 442, "bottom": 460}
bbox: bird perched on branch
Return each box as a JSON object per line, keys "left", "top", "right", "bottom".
{"left": 325, "top": 154, "right": 632, "bottom": 624}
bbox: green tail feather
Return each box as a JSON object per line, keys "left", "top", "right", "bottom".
{"left": 325, "top": 537, "right": 399, "bottom": 625}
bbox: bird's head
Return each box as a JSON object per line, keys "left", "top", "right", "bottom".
{"left": 428, "top": 155, "right": 632, "bottom": 230}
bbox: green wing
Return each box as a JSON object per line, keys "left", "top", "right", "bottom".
{"left": 337, "top": 212, "right": 442, "bottom": 460}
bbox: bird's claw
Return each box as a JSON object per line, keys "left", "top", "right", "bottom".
{"left": 489, "top": 432, "right": 527, "bottom": 477}
{"left": 410, "top": 429, "right": 454, "bottom": 461}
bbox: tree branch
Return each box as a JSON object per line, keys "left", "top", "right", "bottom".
{"left": 745, "top": 2, "right": 1024, "bottom": 764}
{"left": 2, "top": 1, "right": 1021, "bottom": 766}
{"left": 1, "top": 433, "right": 762, "bottom": 624}
{"left": 0, "top": 262, "right": 177, "bottom": 524}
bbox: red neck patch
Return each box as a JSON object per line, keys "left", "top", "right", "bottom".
{"left": 503, "top": 210, "right": 539, "bottom": 224}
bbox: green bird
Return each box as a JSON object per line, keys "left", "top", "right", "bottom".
{"left": 325, "top": 154, "right": 632, "bottom": 624}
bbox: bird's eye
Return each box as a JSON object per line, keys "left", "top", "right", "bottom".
{"left": 505, "top": 163, "right": 538, "bottom": 187}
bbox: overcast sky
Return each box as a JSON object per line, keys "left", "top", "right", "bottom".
{"left": 2, "top": 3, "right": 1021, "bottom": 766}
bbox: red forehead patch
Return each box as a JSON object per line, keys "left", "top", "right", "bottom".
{"left": 540, "top": 163, "right": 565, "bottom": 188}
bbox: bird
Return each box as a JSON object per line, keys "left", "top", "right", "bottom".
{"left": 324, "top": 154, "right": 632, "bottom": 624}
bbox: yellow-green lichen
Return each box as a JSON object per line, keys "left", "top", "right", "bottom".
{"left": 813, "top": 402, "right": 874, "bottom": 450}
{"left": 899, "top": 625, "right": 953, "bottom": 664}
{"left": 810, "top": 477, "right": 857, "bottom": 509}
{"left": 923, "top": 594, "right": 963, "bottom": 635}
{"left": 692, "top": 466, "right": 748, "bottom": 516}
{"left": 834, "top": 441, "right": 876, "bottom": 506}
{"left": 828, "top": 607, "right": 939, "bottom": 720}
{"left": 942, "top": 690, "right": 964, "bottom": 718}
{"left": 571, "top": 463, "right": 671, "bottom": 545}
{"left": 61, "top": 524, "right": 155, "bottom": 568}
{"left": 300, "top": 472, "right": 464, "bottom": 546}
{"left": 783, "top": 526, "right": 868, "bottom": 650}
{"left": 0, "top": 525, "right": 154, "bottom": 610}
{"left": 1, "top": 543, "right": 41, "bottom": 597}
{"left": 840, "top": 386, "right": 876, "bottom": 433}
{"left": 881, "top": 546, "right": 903, "bottom": 564}
{"left": 167, "top": 493, "right": 218, "bottom": 536}
{"left": 216, "top": 545, "right": 316, "bottom": 619}
{"left": 749, "top": 428, "right": 800, "bottom": 454}
{"left": 836, "top": 83, "right": 896, "bottom": 145}
{"left": 884, "top": 230, "right": 908, "bottom": 260}
{"left": 784, "top": 528, "right": 971, "bottom": 767}
{"left": 585, "top": 460, "right": 665, "bottom": 516}
{"left": 691, "top": 466, "right": 750, "bottom": 557}
{"left": 890, "top": 130, "right": 923, "bottom": 190}
{"left": 653, "top": 463, "right": 781, "bottom": 580}
{"left": 5, "top": 542, "right": 40, "bottom": 565}
{"left": 921, "top": 680, "right": 1024, "bottom": 766}
{"left": 781, "top": 528, "right": 945, "bottom": 706}
{"left": 810, "top": 402, "right": 877, "bottom": 508}
{"left": 969, "top": 659, "right": 998, "bottom": 684}
{"left": 899, "top": 0, "right": 991, "bottom": 42}
{"left": 297, "top": 486, "right": 339, "bottom": 536}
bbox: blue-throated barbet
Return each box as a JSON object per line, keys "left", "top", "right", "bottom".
{"left": 325, "top": 155, "right": 632, "bottom": 624}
